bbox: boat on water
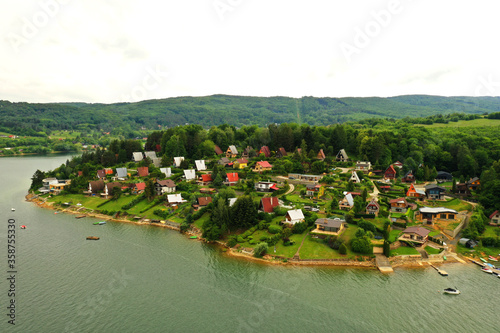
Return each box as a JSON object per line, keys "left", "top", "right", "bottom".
{"left": 86, "top": 236, "right": 100, "bottom": 240}
{"left": 20, "top": 225, "right": 26, "bottom": 229}
{"left": 480, "top": 258, "right": 488, "bottom": 263}
{"left": 11, "top": 208, "right": 15, "bottom": 211}
{"left": 489, "top": 256, "right": 498, "bottom": 262}
{"left": 481, "top": 267, "right": 493, "bottom": 274}
{"left": 75, "top": 215, "right": 86, "bottom": 219}
{"left": 93, "top": 221, "right": 106, "bottom": 225}
{"left": 443, "top": 288, "right": 460, "bottom": 295}
{"left": 189, "top": 236, "right": 198, "bottom": 239}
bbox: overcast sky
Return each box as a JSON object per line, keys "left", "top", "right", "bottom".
{"left": 1, "top": 0, "right": 499, "bottom": 103}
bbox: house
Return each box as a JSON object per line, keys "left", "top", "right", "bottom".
{"left": 44, "top": 179, "right": 71, "bottom": 194}
{"left": 306, "top": 184, "right": 322, "bottom": 197}
{"left": 225, "top": 172, "right": 239, "bottom": 186}
{"left": 350, "top": 171, "right": 361, "bottom": 183}
{"left": 103, "top": 182, "right": 121, "bottom": 198}
{"left": 390, "top": 198, "right": 410, "bottom": 213}
{"left": 283, "top": 209, "right": 305, "bottom": 225}
{"left": 336, "top": 149, "right": 348, "bottom": 162}
{"left": 424, "top": 184, "right": 446, "bottom": 200}
{"left": 199, "top": 174, "right": 213, "bottom": 185}
{"left": 242, "top": 146, "right": 253, "bottom": 159}
{"left": 466, "top": 177, "right": 480, "bottom": 191}
{"left": 287, "top": 174, "right": 323, "bottom": 182}
{"left": 456, "top": 183, "right": 470, "bottom": 197}
{"left": 155, "top": 179, "right": 176, "bottom": 195}
{"left": 313, "top": 218, "right": 346, "bottom": 235}
{"left": 195, "top": 160, "right": 206, "bottom": 171}
{"left": 144, "top": 151, "right": 157, "bottom": 160}
{"left": 218, "top": 157, "right": 231, "bottom": 167}
{"left": 365, "top": 199, "right": 380, "bottom": 216}
{"left": 132, "top": 182, "right": 146, "bottom": 194}
{"left": 253, "top": 161, "right": 273, "bottom": 172}
{"left": 355, "top": 161, "right": 372, "bottom": 171}
{"left": 166, "top": 194, "right": 186, "bottom": 208}
{"left": 384, "top": 165, "right": 397, "bottom": 180}
{"left": 160, "top": 167, "right": 171, "bottom": 178}
{"left": 88, "top": 180, "right": 105, "bottom": 194}
{"left": 184, "top": 169, "right": 196, "bottom": 181}
{"left": 104, "top": 168, "right": 114, "bottom": 175}
{"left": 226, "top": 145, "right": 238, "bottom": 158}
{"left": 406, "top": 183, "right": 426, "bottom": 199}
{"left": 137, "top": 167, "right": 149, "bottom": 177}
{"left": 317, "top": 149, "right": 325, "bottom": 160}
{"left": 399, "top": 227, "right": 430, "bottom": 244}
{"left": 38, "top": 178, "right": 61, "bottom": 194}
{"left": 402, "top": 170, "right": 415, "bottom": 183}
{"left": 339, "top": 193, "right": 354, "bottom": 210}
{"left": 197, "top": 197, "right": 213, "bottom": 207}
{"left": 173, "top": 157, "right": 184, "bottom": 167}
{"left": 417, "top": 207, "right": 458, "bottom": 225}
{"left": 151, "top": 158, "right": 161, "bottom": 167}
{"left": 116, "top": 167, "right": 128, "bottom": 179}
{"left": 234, "top": 158, "right": 248, "bottom": 169}
{"left": 260, "top": 197, "right": 280, "bottom": 213}
{"left": 393, "top": 161, "right": 403, "bottom": 169}
{"left": 214, "top": 145, "right": 223, "bottom": 155}
{"left": 132, "top": 152, "right": 143, "bottom": 162}
{"left": 489, "top": 210, "right": 500, "bottom": 225}
{"left": 274, "top": 148, "right": 286, "bottom": 158}
{"left": 436, "top": 171, "right": 453, "bottom": 182}
{"left": 255, "top": 181, "right": 279, "bottom": 192}
{"left": 97, "top": 169, "right": 107, "bottom": 179}
{"left": 459, "top": 238, "right": 478, "bottom": 248}
{"left": 259, "top": 146, "right": 271, "bottom": 158}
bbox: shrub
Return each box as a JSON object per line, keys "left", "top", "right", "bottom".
{"left": 237, "top": 236, "right": 245, "bottom": 243}
{"left": 226, "top": 236, "right": 237, "bottom": 248}
{"left": 260, "top": 236, "right": 268, "bottom": 242}
{"left": 253, "top": 242, "right": 268, "bottom": 258}
{"left": 268, "top": 225, "right": 282, "bottom": 234}
{"left": 292, "top": 221, "right": 308, "bottom": 234}
{"left": 339, "top": 243, "right": 347, "bottom": 255}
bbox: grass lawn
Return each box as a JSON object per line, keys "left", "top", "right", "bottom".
{"left": 390, "top": 246, "right": 420, "bottom": 256}
{"left": 428, "top": 230, "right": 441, "bottom": 237}
{"left": 483, "top": 226, "right": 500, "bottom": 238}
{"left": 456, "top": 244, "right": 500, "bottom": 258}
{"left": 339, "top": 224, "right": 359, "bottom": 243}
{"left": 49, "top": 194, "right": 109, "bottom": 210}
{"left": 388, "top": 230, "right": 402, "bottom": 243}
{"left": 430, "top": 198, "right": 472, "bottom": 212}
{"left": 193, "top": 212, "right": 210, "bottom": 229}
{"left": 299, "top": 234, "right": 351, "bottom": 259}
{"left": 425, "top": 246, "right": 442, "bottom": 255}
{"left": 417, "top": 118, "right": 500, "bottom": 128}
{"left": 272, "top": 234, "right": 303, "bottom": 258}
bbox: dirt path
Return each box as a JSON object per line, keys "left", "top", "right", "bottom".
{"left": 370, "top": 180, "right": 380, "bottom": 198}
{"left": 284, "top": 183, "right": 295, "bottom": 195}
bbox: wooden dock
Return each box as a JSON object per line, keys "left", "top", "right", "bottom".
{"left": 375, "top": 255, "right": 393, "bottom": 273}
{"left": 430, "top": 264, "right": 448, "bottom": 276}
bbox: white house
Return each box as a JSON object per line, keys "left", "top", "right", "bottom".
{"left": 132, "top": 152, "right": 143, "bottom": 162}
{"left": 144, "top": 151, "right": 157, "bottom": 160}
{"left": 284, "top": 209, "right": 305, "bottom": 225}
{"left": 173, "top": 156, "right": 185, "bottom": 167}
{"left": 350, "top": 171, "right": 360, "bottom": 183}
{"left": 195, "top": 160, "right": 206, "bottom": 171}
{"left": 184, "top": 169, "right": 196, "bottom": 181}
{"left": 167, "top": 194, "right": 186, "bottom": 206}
{"left": 160, "top": 167, "right": 171, "bottom": 178}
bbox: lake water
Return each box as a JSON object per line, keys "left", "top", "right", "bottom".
{"left": 0, "top": 155, "right": 498, "bottom": 333}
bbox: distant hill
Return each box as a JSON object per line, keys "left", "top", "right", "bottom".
{"left": 1, "top": 95, "right": 499, "bottom": 134}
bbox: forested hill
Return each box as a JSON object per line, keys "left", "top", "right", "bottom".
{"left": 1, "top": 95, "right": 500, "bottom": 135}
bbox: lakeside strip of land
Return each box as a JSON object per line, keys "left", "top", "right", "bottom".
{"left": 27, "top": 195, "right": 468, "bottom": 271}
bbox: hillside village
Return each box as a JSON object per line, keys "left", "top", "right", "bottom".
{"left": 30, "top": 135, "right": 500, "bottom": 266}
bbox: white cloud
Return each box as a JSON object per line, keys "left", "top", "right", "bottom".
{"left": 0, "top": 0, "right": 499, "bottom": 103}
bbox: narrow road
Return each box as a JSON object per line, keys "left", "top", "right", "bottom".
{"left": 284, "top": 183, "right": 295, "bottom": 195}
{"left": 369, "top": 180, "right": 380, "bottom": 198}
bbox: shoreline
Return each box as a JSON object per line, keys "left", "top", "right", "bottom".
{"left": 27, "top": 195, "right": 469, "bottom": 270}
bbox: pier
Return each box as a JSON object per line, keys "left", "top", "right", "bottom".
{"left": 429, "top": 264, "right": 448, "bottom": 276}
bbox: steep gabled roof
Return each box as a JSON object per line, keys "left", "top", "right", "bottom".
{"left": 134, "top": 182, "right": 146, "bottom": 191}
{"left": 260, "top": 197, "right": 279, "bottom": 213}
{"left": 132, "top": 152, "right": 143, "bottom": 161}
{"left": 226, "top": 172, "right": 239, "bottom": 182}
{"left": 317, "top": 149, "right": 325, "bottom": 160}
{"left": 97, "top": 169, "right": 106, "bottom": 179}
{"left": 490, "top": 210, "right": 499, "bottom": 219}
{"left": 116, "top": 167, "right": 128, "bottom": 178}
{"left": 256, "top": 161, "right": 272, "bottom": 168}
{"left": 144, "top": 151, "right": 157, "bottom": 159}
{"left": 173, "top": 156, "right": 184, "bottom": 167}
{"left": 195, "top": 160, "right": 206, "bottom": 171}
{"left": 214, "top": 145, "right": 223, "bottom": 155}
{"left": 201, "top": 174, "right": 213, "bottom": 182}
{"left": 278, "top": 148, "right": 287, "bottom": 157}
{"left": 260, "top": 146, "right": 271, "bottom": 158}
{"left": 89, "top": 180, "right": 105, "bottom": 193}
{"left": 385, "top": 165, "right": 396, "bottom": 175}
{"left": 160, "top": 167, "right": 171, "bottom": 178}
{"left": 137, "top": 166, "right": 149, "bottom": 177}
{"left": 227, "top": 145, "right": 238, "bottom": 154}
{"left": 366, "top": 199, "right": 380, "bottom": 210}
{"left": 184, "top": 169, "right": 196, "bottom": 180}
{"left": 197, "top": 197, "right": 212, "bottom": 206}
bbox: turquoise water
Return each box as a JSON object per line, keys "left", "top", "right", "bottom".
{"left": 0, "top": 155, "right": 498, "bottom": 333}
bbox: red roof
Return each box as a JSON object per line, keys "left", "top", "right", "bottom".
{"left": 137, "top": 167, "right": 149, "bottom": 177}
{"left": 260, "top": 146, "right": 271, "bottom": 158}
{"left": 270, "top": 184, "right": 279, "bottom": 191}
{"left": 198, "top": 197, "right": 213, "bottom": 206}
{"left": 134, "top": 182, "right": 146, "bottom": 191}
{"left": 214, "top": 145, "right": 223, "bottom": 155}
{"left": 490, "top": 210, "right": 499, "bottom": 219}
{"left": 236, "top": 158, "right": 248, "bottom": 164}
{"left": 257, "top": 161, "right": 272, "bottom": 168}
{"left": 226, "top": 172, "right": 239, "bottom": 182}
{"left": 201, "top": 174, "right": 213, "bottom": 182}
{"left": 261, "top": 197, "right": 279, "bottom": 213}
{"left": 385, "top": 165, "right": 396, "bottom": 178}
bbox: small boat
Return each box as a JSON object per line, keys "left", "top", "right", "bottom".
{"left": 20, "top": 225, "right": 26, "bottom": 229}
{"left": 443, "top": 288, "right": 460, "bottom": 295}
{"left": 481, "top": 267, "right": 493, "bottom": 274}
{"left": 86, "top": 236, "right": 100, "bottom": 240}
{"left": 489, "top": 256, "right": 498, "bottom": 262}
{"left": 75, "top": 215, "right": 86, "bottom": 219}
{"left": 11, "top": 208, "right": 15, "bottom": 211}
{"left": 189, "top": 236, "right": 198, "bottom": 239}
{"left": 486, "top": 263, "right": 496, "bottom": 269}
{"left": 93, "top": 221, "right": 106, "bottom": 225}
{"left": 443, "top": 256, "right": 447, "bottom": 261}
{"left": 480, "top": 258, "right": 487, "bottom": 263}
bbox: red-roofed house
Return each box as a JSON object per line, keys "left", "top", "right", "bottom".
{"left": 214, "top": 145, "right": 223, "bottom": 155}
{"left": 255, "top": 181, "right": 278, "bottom": 192}
{"left": 260, "top": 197, "right": 280, "bottom": 213}
{"left": 490, "top": 210, "right": 500, "bottom": 225}
{"left": 234, "top": 158, "right": 248, "bottom": 169}
{"left": 225, "top": 172, "right": 239, "bottom": 186}
{"left": 197, "top": 197, "right": 213, "bottom": 207}
{"left": 132, "top": 182, "right": 146, "bottom": 194}
{"left": 199, "top": 174, "right": 213, "bottom": 185}
{"left": 253, "top": 161, "right": 273, "bottom": 172}
{"left": 393, "top": 161, "right": 403, "bottom": 169}
{"left": 277, "top": 148, "right": 287, "bottom": 158}
{"left": 406, "top": 183, "right": 426, "bottom": 199}
{"left": 384, "top": 165, "right": 397, "bottom": 180}
{"left": 390, "top": 198, "right": 410, "bottom": 213}
{"left": 365, "top": 199, "right": 380, "bottom": 216}
{"left": 259, "top": 146, "right": 271, "bottom": 158}
{"left": 97, "top": 169, "right": 106, "bottom": 179}
{"left": 137, "top": 167, "right": 149, "bottom": 177}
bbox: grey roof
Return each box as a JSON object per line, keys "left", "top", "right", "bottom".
{"left": 116, "top": 168, "right": 127, "bottom": 178}
{"left": 315, "top": 218, "right": 345, "bottom": 229}
{"left": 424, "top": 184, "right": 446, "bottom": 191}
{"left": 403, "top": 226, "right": 430, "bottom": 238}
{"left": 144, "top": 151, "right": 157, "bottom": 159}
{"left": 419, "top": 207, "right": 458, "bottom": 214}
{"left": 156, "top": 179, "right": 175, "bottom": 187}
{"left": 132, "top": 152, "right": 143, "bottom": 161}
{"left": 228, "top": 145, "right": 238, "bottom": 154}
